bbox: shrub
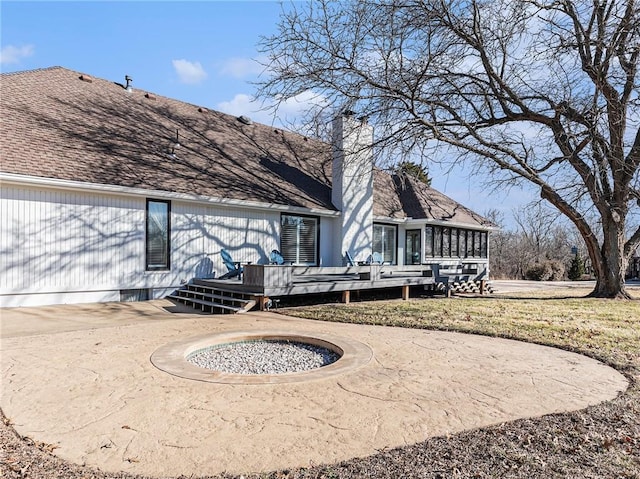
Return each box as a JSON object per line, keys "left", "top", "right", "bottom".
{"left": 525, "top": 260, "right": 565, "bottom": 281}
{"left": 525, "top": 262, "right": 553, "bottom": 281}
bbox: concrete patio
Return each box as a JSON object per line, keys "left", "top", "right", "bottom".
{"left": 0, "top": 299, "right": 628, "bottom": 477}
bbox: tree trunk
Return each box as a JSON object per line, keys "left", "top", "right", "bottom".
{"left": 589, "top": 216, "right": 631, "bottom": 299}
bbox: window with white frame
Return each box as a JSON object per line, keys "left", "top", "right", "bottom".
{"left": 373, "top": 224, "right": 397, "bottom": 264}
{"left": 280, "top": 214, "right": 318, "bottom": 265}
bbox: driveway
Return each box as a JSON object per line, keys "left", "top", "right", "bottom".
{"left": 489, "top": 279, "right": 640, "bottom": 295}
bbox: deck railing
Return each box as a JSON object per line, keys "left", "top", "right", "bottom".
{"left": 242, "top": 261, "right": 488, "bottom": 289}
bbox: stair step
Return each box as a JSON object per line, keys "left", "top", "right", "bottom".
{"left": 185, "top": 284, "right": 249, "bottom": 296}
{"left": 177, "top": 289, "right": 253, "bottom": 306}
{"left": 192, "top": 279, "right": 262, "bottom": 295}
{"left": 167, "top": 294, "right": 244, "bottom": 313}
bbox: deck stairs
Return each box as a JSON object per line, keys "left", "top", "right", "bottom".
{"left": 449, "top": 278, "right": 494, "bottom": 294}
{"left": 167, "top": 281, "right": 257, "bottom": 314}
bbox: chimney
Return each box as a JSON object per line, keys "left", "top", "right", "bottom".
{"left": 332, "top": 111, "right": 374, "bottom": 264}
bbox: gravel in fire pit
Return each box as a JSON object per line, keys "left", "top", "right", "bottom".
{"left": 187, "top": 340, "right": 341, "bottom": 375}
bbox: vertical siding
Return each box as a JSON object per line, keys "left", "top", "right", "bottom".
{"left": 1, "top": 184, "right": 336, "bottom": 305}
{"left": 172, "top": 202, "right": 281, "bottom": 279}
{"left": 319, "top": 217, "right": 337, "bottom": 266}
{"left": 1, "top": 185, "right": 144, "bottom": 292}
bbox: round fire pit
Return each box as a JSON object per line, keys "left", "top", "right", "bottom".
{"left": 150, "top": 330, "right": 373, "bottom": 384}
{"left": 187, "top": 339, "right": 341, "bottom": 375}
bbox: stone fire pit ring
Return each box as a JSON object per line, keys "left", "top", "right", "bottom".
{"left": 150, "top": 330, "right": 373, "bottom": 384}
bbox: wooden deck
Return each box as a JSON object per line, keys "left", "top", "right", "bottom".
{"left": 172, "top": 261, "right": 489, "bottom": 313}
{"left": 194, "top": 264, "right": 447, "bottom": 309}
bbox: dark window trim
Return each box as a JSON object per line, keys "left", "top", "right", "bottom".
{"left": 373, "top": 222, "right": 398, "bottom": 265}
{"left": 405, "top": 229, "right": 422, "bottom": 265}
{"left": 280, "top": 213, "right": 320, "bottom": 266}
{"left": 424, "top": 225, "right": 488, "bottom": 259}
{"left": 145, "top": 198, "right": 171, "bottom": 271}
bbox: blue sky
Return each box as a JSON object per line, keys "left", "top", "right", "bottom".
{"left": 1, "top": 0, "right": 534, "bottom": 227}
{"left": 1, "top": 1, "right": 286, "bottom": 120}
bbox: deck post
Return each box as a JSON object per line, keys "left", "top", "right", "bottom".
{"left": 479, "top": 280, "right": 486, "bottom": 295}
{"left": 342, "top": 290, "right": 351, "bottom": 304}
{"left": 402, "top": 284, "right": 410, "bottom": 300}
{"left": 259, "top": 296, "right": 270, "bottom": 311}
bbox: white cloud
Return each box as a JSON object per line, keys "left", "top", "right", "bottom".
{"left": 172, "top": 59, "right": 207, "bottom": 84}
{"left": 273, "top": 90, "right": 328, "bottom": 116}
{"left": 217, "top": 93, "right": 273, "bottom": 123}
{"left": 217, "top": 90, "right": 328, "bottom": 126}
{"left": 0, "top": 44, "right": 34, "bottom": 65}
{"left": 219, "top": 56, "right": 266, "bottom": 78}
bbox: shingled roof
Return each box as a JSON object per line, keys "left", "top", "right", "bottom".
{"left": 0, "top": 66, "right": 491, "bottom": 228}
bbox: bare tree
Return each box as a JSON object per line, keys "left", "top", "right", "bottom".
{"left": 487, "top": 206, "right": 575, "bottom": 279}
{"left": 513, "top": 203, "right": 563, "bottom": 262}
{"left": 485, "top": 209, "right": 524, "bottom": 278}
{"left": 258, "top": 0, "right": 640, "bottom": 298}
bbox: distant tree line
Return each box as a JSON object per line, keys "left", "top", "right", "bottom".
{"left": 487, "top": 204, "right": 591, "bottom": 281}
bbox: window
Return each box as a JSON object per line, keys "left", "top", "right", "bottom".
{"left": 480, "top": 231, "right": 488, "bottom": 258}
{"left": 373, "top": 224, "right": 397, "bottom": 264}
{"left": 280, "top": 215, "right": 318, "bottom": 265}
{"left": 424, "top": 225, "right": 488, "bottom": 259}
{"left": 459, "top": 229, "right": 467, "bottom": 258}
{"left": 434, "top": 227, "right": 442, "bottom": 257}
{"left": 451, "top": 228, "right": 459, "bottom": 257}
{"left": 120, "top": 289, "right": 150, "bottom": 302}
{"left": 465, "top": 230, "right": 474, "bottom": 257}
{"left": 424, "top": 226, "right": 434, "bottom": 258}
{"left": 473, "top": 230, "right": 482, "bottom": 257}
{"left": 146, "top": 199, "right": 170, "bottom": 270}
{"left": 405, "top": 230, "right": 421, "bottom": 265}
{"left": 442, "top": 227, "right": 450, "bottom": 257}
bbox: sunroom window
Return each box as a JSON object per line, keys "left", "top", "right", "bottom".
{"left": 425, "top": 225, "right": 488, "bottom": 259}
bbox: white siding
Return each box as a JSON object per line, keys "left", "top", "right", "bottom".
{"left": 1, "top": 184, "right": 332, "bottom": 307}
{"left": 319, "top": 217, "right": 336, "bottom": 266}
{"left": 171, "top": 202, "right": 281, "bottom": 281}
{"left": 1, "top": 186, "right": 144, "bottom": 300}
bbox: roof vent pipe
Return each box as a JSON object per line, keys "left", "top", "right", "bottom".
{"left": 125, "top": 75, "right": 133, "bottom": 92}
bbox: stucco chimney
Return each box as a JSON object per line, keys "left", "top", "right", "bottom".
{"left": 332, "top": 112, "right": 374, "bottom": 264}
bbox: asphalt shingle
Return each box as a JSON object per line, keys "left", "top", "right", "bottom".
{"left": 0, "top": 66, "right": 491, "bottom": 228}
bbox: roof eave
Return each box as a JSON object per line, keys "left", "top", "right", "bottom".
{"left": 0, "top": 172, "right": 340, "bottom": 217}
{"left": 423, "top": 218, "right": 497, "bottom": 231}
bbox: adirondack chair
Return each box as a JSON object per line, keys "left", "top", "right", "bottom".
{"left": 219, "top": 249, "right": 243, "bottom": 279}
{"left": 372, "top": 252, "right": 384, "bottom": 264}
{"left": 345, "top": 251, "right": 356, "bottom": 266}
{"left": 362, "top": 252, "right": 386, "bottom": 265}
{"left": 269, "top": 249, "right": 285, "bottom": 265}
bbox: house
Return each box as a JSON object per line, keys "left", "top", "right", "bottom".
{"left": 0, "top": 67, "right": 493, "bottom": 307}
